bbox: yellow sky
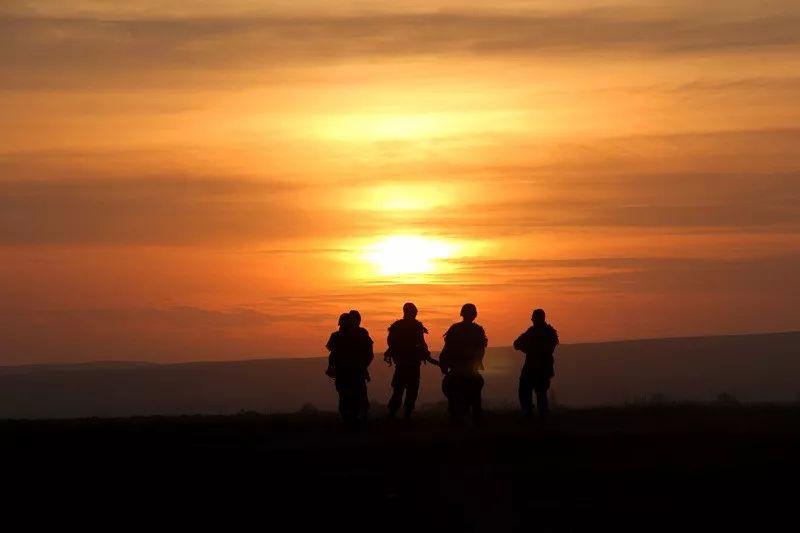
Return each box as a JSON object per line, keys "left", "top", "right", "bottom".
{"left": 1, "top": 1, "right": 800, "bottom": 363}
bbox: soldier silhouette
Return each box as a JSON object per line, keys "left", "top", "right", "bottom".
{"left": 439, "top": 303, "right": 487, "bottom": 424}
{"left": 385, "top": 302, "right": 434, "bottom": 419}
{"left": 513, "top": 308, "right": 559, "bottom": 419}
{"left": 349, "top": 309, "right": 374, "bottom": 419}
{"left": 326, "top": 311, "right": 374, "bottom": 429}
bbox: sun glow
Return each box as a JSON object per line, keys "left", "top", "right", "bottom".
{"left": 365, "top": 235, "right": 456, "bottom": 277}
{"left": 355, "top": 183, "right": 450, "bottom": 212}
{"left": 317, "top": 112, "right": 456, "bottom": 142}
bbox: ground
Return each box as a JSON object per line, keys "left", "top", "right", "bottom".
{"left": 4, "top": 405, "right": 799, "bottom": 531}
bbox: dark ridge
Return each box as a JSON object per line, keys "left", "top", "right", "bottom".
{"left": 0, "top": 331, "right": 798, "bottom": 418}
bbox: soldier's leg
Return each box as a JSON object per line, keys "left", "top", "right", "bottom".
{"left": 338, "top": 394, "right": 347, "bottom": 418}
{"left": 335, "top": 381, "right": 347, "bottom": 418}
{"left": 471, "top": 375, "right": 485, "bottom": 423}
{"left": 519, "top": 374, "right": 534, "bottom": 416}
{"left": 534, "top": 379, "right": 551, "bottom": 418}
{"left": 357, "top": 380, "right": 369, "bottom": 421}
{"left": 387, "top": 369, "right": 404, "bottom": 416}
{"left": 404, "top": 384, "right": 419, "bottom": 418}
{"left": 339, "top": 383, "right": 359, "bottom": 427}
{"left": 403, "top": 368, "right": 421, "bottom": 418}
{"left": 442, "top": 375, "right": 459, "bottom": 420}
{"left": 388, "top": 387, "right": 404, "bottom": 416}
{"left": 451, "top": 376, "right": 469, "bottom": 421}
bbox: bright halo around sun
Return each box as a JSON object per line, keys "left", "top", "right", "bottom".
{"left": 366, "top": 235, "right": 456, "bottom": 277}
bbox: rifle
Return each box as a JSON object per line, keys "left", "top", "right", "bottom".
{"left": 424, "top": 355, "right": 440, "bottom": 367}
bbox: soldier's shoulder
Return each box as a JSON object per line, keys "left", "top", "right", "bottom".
{"left": 359, "top": 326, "right": 373, "bottom": 341}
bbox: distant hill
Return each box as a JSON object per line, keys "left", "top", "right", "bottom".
{"left": 0, "top": 360, "right": 157, "bottom": 376}
{"left": 1, "top": 331, "right": 798, "bottom": 418}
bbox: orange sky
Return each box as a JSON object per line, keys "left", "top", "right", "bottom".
{"left": 2, "top": 1, "right": 800, "bottom": 363}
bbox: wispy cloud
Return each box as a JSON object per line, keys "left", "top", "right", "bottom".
{"left": 453, "top": 255, "right": 800, "bottom": 294}
{"left": 3, "top": 9, "right": 800, "bottom": 89}
{"left": 2, "top": 131, "right": 799, "bottom": 245}
{"left": 0, "top": 176, "right": 322, "bottom": 245}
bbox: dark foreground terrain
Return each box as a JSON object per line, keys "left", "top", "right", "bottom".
{"left": 4, "top": 405, "right": 799, "bottom": 531}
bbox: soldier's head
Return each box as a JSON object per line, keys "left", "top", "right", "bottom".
{"left": 338, "top": 312, "right": 352, "bottom": 330}
{"left": 460, "top": 303, "right": 478, "bottom": 322}
{"left": 402, "top": 302, "right": 418, "bottom": 319}
{"left": 532, "top": 308, "right": 546, "bottom": 325}
{"left": 348, "top": 309, "right": 361, "bottom": 327}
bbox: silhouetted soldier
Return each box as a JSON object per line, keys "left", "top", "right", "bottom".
{"left": 326, "top": 312, "right": 373, "bottom": 428}
{"left": 439, "top": 303, "right": 487, "bottom": 423}
{"left": 385, "top": 302, "right": 433, "bottom": 419}
{"left": 349, "top": 309, "right": 374, "bottom": 419}
{"left": 513, "top": 308, "right": 559, "bottom": 419}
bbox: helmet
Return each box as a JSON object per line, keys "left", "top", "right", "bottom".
{"left": 349, "top": 309, "right": 361, "bottom": 326}
{"left": 402, "top": 302, "right": 418, "bottom": 318}
{"left": 460, "top": 303, "right": 477, "bottom": 320}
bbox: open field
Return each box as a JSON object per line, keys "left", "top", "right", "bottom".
{"left": 5, "top": 405, "right": 799, "bottom": 531}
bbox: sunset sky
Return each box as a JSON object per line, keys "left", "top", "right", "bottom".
{"left": 2, "top": 1, "right": 799, "bottom": 363}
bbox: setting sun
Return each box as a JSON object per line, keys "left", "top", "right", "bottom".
{"left": 2, "top": 0, "right": 798, "bottom": 361}
{"left": 365, "top": 235, "right": 456, "bottom": 277}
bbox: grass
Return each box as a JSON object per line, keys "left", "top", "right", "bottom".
{"left": 4, "top": 405, "right": 799, "bottom": 531}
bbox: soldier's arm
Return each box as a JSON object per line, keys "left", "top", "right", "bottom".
{"left": 478, "top": 326, "right": 488, "bottom": 370}
{"left": 384, "top": 326, "right": 395, "bottom": 365}
{"left": 325, "top": 333, "right": 337, "bottom": 376}
{"left": 416, "top": 324, "right": 427, "bottom": 346}
{"left": 420, "top": 339, "right": 439, "bottom": 366}
{"left": 365, "top": 335, "right": 375, "bottom": 366}
{"left": 438, "top": 347, "right": 450, "bottom": 374}
{"left": 416, "top": 324, "right": 432, "bottom": 363}
{"left": 438, "top": 338, "right": 450, "bottom": 369}
{"left": 513, "top": 332, "right": 527, "bottom": 352}
{"left": 325, "top": 334, "right": 336, "bottom": 365}
{"left": 325, "top": 332, "right": 335, "bottom": 352}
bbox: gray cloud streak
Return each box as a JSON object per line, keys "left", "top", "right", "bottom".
{"left": 3, "top": 10, "right": 800, "bottom": 88}
{"left": 453, "top": 254, "right": 800, "bottom": 295}
{"left": 2, "top": 164, "right": 798, "bottom": 245}
{"left": 0, "top": 177, "right": 317, "bottom": 245}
